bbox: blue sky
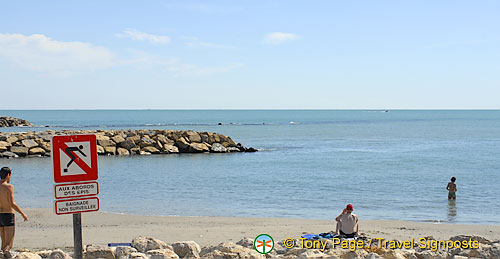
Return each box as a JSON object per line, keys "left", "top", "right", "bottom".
{"left": 1, "top": 0, "right": 499, "bottom": 109}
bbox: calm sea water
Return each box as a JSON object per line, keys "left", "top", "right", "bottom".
{"left": 1, "top": 110, "right": 499, "bottom": 224}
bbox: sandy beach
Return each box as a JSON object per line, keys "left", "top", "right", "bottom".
{"left": 15, "top": 208, "right": 500, "bottom": 251}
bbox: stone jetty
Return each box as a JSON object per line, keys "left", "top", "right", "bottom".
{"left": 10, "top": 235, "right": 500, "bottom": 258}
{"left": 0, "top": 129, "right": 257, "bottom": 158}
{"left": 0, "top": 116, "right": 34, "bottom": 127}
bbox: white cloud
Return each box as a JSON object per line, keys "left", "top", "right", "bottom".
{"left": 182, "top": 36, "right": 239, "bottom": 49}
{"left": 0, "top": 33, "right": 114, "bottom": 75}
{"left": 117, "top": 29, "right": 170, "bottom": 44}
{"left": 263, "top": 32, "right": 300, "bottom": 45}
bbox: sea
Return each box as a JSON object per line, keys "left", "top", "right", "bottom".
{"left": 0, "top": 110, "right": 499, "bottom": 225}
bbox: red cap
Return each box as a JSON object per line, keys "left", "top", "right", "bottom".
{"left": 346, "top": 204, "right": 353, "bottom": 210}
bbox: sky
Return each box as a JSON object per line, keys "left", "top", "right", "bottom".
{"left": 0, "top": 0, "right": 499, "bottom": 109}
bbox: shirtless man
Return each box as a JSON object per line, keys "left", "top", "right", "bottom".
{"left": 0, "top": 167, "right": 28, "bottom": 257}
{"left": 335, "top": 204, "right": 358, "bottom": 238}
{"left": 446, "top": 177, "right": 457, "bottom": 200}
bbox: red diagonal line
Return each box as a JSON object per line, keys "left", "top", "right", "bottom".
{"left": 256, "top": 240, "right": 264, "bottom": 248}
{"left": 60, "top": 142, "right": 92, "bottom": 173}
{"left": 265, "top": 240, "right": 272, "bottom": 247}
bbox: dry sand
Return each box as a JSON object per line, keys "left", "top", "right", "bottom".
{"left": 15, "top": 208, "right": 500, "bottom": 251}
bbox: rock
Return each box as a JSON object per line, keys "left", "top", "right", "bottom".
{"left": 138, "top": 137, "right": 156, "bottom": 148}
{"left": 115, "top": 246, "right": 138, "bottom": 259}
{"left": 127, "top": 135, "right": 141, "bottom": 145}
{"left": 96, "top": 134, "right": 110, "bottom": 141}
{"left": 131, "top": 236, "right": 172, "bottom": 253}
{"left": 111, "top": 135, "right": 125, "bottom": 144}
{"left": 1, "top": 151, "right": 18, "bottom": 158}
{"left": 142, "top": 146, "right": 160, "bottom": 154}
{"left": 171, "top": 241, "right": 201, "bottom": 258}
{"left": 130, "top": 147, "right": 140, "bottom": 155}
{"left": 29, "top": 147, "right": 45, "bottom": 155}
{"left": 147, "top": 249, "right": 179, "bottom": 259}
{"left": 0, "top": 141, "right": 12, "bottom": 149}
{"left": 210, "top": 143, "right": 227, "bottom": 153}
{"left": 104, "top": 146, "right": 116, "bottom": 155}
{"left": 189, "top": 143, "right": 210, "bottom": 153}
{"left": 246, "top": 147, "right": 258, "bottom": 152}
{"left": 120, "top": 139, "right": 136, "bottom": 150}
{"left": 156, "top": 135, "right": 174, "bottom": 146}
{"left": 35, "top": 250, "right": 52, "bottom": 258}
{"left": 236, "top": 237, "right": 254, "bottom": 248}
{"left": 40, "top": 142, "right": 51, "bottom": 152}
{"left": 450, "top": 235, "right": 491, "bottom": 244}
{"left": 6, "top": 136, "right": 18, "bottom": 144}
{"left": 0, "top": 117, "right": 33, "bottom": 127}
{"left": 175, "top": 137, "right": 190, "bottom": 152}
{"left": 129, "top": 252, "right": 148, "bottom": 258}
{"left": 22, "top": 139, "right": 38, "bottom": 148}
{"left": 200, "top": 242, "right": 265, "bottom": 259}
{"left": 84, "top": 244, "right": 115, "bottom": 259}
{"left": 117, "top": 148, "right": 130, "bottom": 156}
{"left": 98, "top": 139, "right": 116, "bottom": 147}
{"left": 185, "top": 131, "right": 202, "bottom": 143}
{"left": 15, "top": 252, "right": 42, "bottom": 259}
{"left": 97, "top": 145, "right": 105, "bottom": 155}
{"left": 10, "top": 146, "right": 29, "bottom": 156}
{"left": 226, "top": 147, "right": 240, "bottom": 152}
{"left": 48, "top": 249, "right": 70, "bottom": 259}
{"left": 163, "top": 145, "right": 179, "bottom": 154}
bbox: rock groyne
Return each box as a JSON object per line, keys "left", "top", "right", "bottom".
{"left": 0, "top": 116, "right": 33, "bottom": 127}
{"left": 0, "top": 129, "right": 257, "bottom": 158}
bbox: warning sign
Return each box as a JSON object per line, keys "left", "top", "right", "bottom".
{"left": 55, "top": 197, "right": 99, "bottom": 215}
{"left": 52, "top": 135, "right": 98, "bottom": 183}
{"left": 55, "top": 181, "right": 99, "bottom": 199}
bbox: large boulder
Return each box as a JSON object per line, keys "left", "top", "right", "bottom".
{"left": 0, "top": 151, "right": 18, "bottom": 158}
{"left": 146, "top": 249, "right": 179, "bottom": 259}
{"left": 48, "top": 249, "right": 70, "bottom": 259}
{"left": 189, "top": 143, "right": 210, "bottom": 153}
{"left": 200, "top": 242, "right": 265, "bottom": 259}
{"left": 14, "top": 252, "right": 42, "bottom": 259}
{"left": 117, "top": 148, "right": 130, "bottom": 156}
{"left": 104, "top": 146, "right": 116, "bottom": 155}
{"left": 185, "top": 131, "right": 201, "bottom": 143}
{"left": 210, "top": 143, "right": 227, "bottom": 153}
{"left": 175, "top": 137, "right": 190, "bottom": 152}
{"left": 120, "top": 139, "right": 136, "bottom": 150}
{"left": 138, "top": 137, "right": 156, "bottom": 148}
{"left": 142, "top": 146, "right": 160, "bottom": 154}
{"left": 236, "top": 238, "right": 254, "bottom": 248}
{"left": 97, "top": 145, "right": 105, "bottom": 155}
{"left": 129, "top": 252, "right": 148, "bottom": 258}
{"left": 95, "top": 134, "right": 110, "bottom": 141}
{"left": 163, "top": 145, "right": 179, "bottom": 154}
{"left": 10, "top": 146, "right": 29, "bottom": 157}
{"left": 127, "top": 135, "right": 141, "bottom": 145}
{"left": 6, "top": 136, "right": 18, "bottom": 144}
{"left": 171, "top": 241, "right": 201, "bottom": 258}
{"left": 29, "top": 147, "right": 46, "bottom": 155}
{"left": 131, "top": 236, "right": 172, "bottom": 253}
{"left": 21, "top": 139, "right": 38, "bottom": 148}
{"left": 84, "top": 244, "right": 114, "bottom": 259}
{"left": 98, "top": 139, "right": 116, "bottom": 147}
{"left": 111, "top": 135, "right": 126, "bottom": 144}
{"left": 155, "top": 134, "right": 175, "bottom": 146}
{"left": 115, "top": 246, "right": 138, "bottom": 259}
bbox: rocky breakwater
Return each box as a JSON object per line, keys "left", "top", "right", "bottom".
{"left": 0, "top": 129, "right": 257, "bottom": 158}
{"left": 0, "top": 116, "right": 34, "bottom": 127}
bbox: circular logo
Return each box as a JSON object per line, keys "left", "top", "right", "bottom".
{"left": 254, "top": 234, "right": 274, "bottom": 254}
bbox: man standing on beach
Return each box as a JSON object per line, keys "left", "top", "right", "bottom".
{"left": 0, "top": 167, "right": 28, "bottom": 258}
{"left": 446, "top": 177, "right": 457, "bottom": 200}
{"left": 335, "top": 204, "right": 358, "bottom": 238}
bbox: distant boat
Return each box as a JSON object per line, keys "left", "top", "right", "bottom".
{"left": 289, "top": 121, "right": 296, "bottom": 124}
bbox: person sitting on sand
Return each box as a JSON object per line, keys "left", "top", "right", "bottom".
{"left": 0, "top": 167, "right": 28, "bottom": 258}
{"left": 335, "top": 204, "right": 358, "bottom": 238}
{"left": 446, "top": 177, "right": 457, "bottom": 200}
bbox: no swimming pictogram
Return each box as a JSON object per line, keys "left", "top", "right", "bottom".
{"left": 52, "top": 135, "right": 98, "bottom": 183}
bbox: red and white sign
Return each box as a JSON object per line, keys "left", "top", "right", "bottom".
{"left": 55, "top": 197, "right": 100, "bottom": 215}
{"left": 52, "top": 135, "right": 98, "bottom": 183}
{"left": 54, "top": 181, "right": 99, "bottom": 199}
